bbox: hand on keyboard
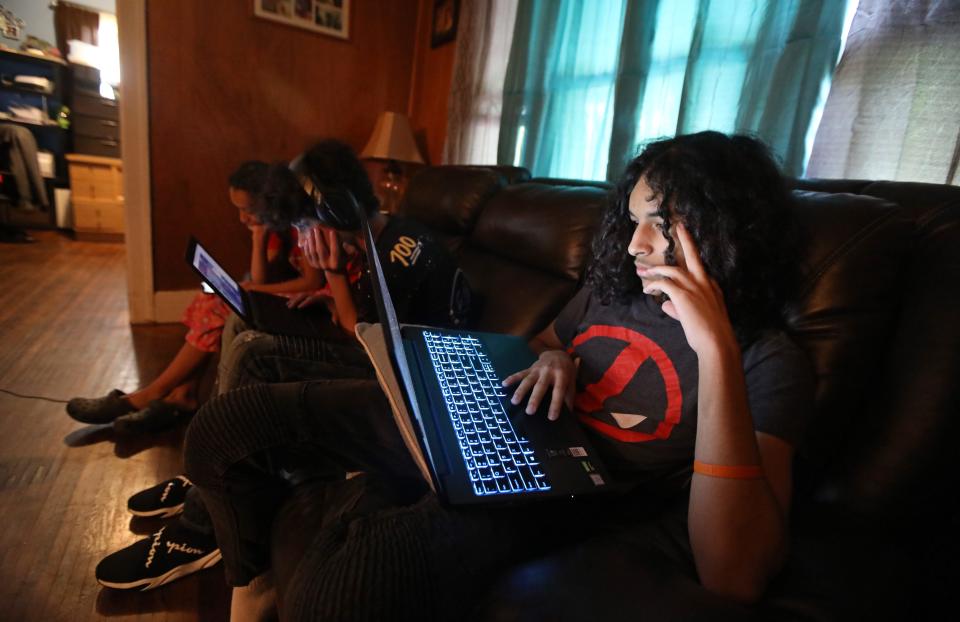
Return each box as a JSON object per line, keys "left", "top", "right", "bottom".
{"left": 423, "top": 331, "right": 552, "bottom": 495}
{"left": 502, "top": 350, "right": 579, "bottom": 421}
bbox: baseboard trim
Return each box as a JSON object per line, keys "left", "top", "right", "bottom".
{"left": 153, "top": 289, "right": 199, "bottom": 323}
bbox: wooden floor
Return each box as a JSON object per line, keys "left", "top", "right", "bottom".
{"left": 0, "top": 231, "right": 229, "bottom": 621}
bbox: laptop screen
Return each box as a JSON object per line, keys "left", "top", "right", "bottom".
{"left": 189, "top": 241, "right": 246, "bottom": 315}
{"left": 360, "top": 211, "right": 443, "bottom": 486}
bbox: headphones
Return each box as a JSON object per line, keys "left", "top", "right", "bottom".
{"left": 288, "top": 152, "right": 363, "bottom": 232}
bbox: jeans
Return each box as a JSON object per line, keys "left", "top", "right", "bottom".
{"left": 217, "top": 313, "right": 372, "bottom": 395}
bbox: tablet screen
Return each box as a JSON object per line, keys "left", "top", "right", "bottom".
{"left": 191, "top": 242, "right": 245, "bottom": 315}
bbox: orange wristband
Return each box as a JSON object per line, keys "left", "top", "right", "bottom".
{"left": 693, "top": 460, "right": 763, "bottom": 480}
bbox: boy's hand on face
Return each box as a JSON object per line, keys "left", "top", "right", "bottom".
{"left": 502, "top": 351, "right": 580, "bottom": 421}
{"left": 640, "top": 223, "right": 737, "bottom": 356}
{"left": 301, "top": 224, "right": 346, "bottom": 273}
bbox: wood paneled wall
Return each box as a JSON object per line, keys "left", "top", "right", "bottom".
{"left": 408, "top": 0, "right": 457, "bottom": 165}
{"left": 148, "top": 0, "right": 420, "bottom": 290}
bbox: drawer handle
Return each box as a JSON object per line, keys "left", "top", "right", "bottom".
{"left": 100, "top": 120, "right": 118, "bottom": 127}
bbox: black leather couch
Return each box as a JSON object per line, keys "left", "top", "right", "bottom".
{"left": 270, "top": 166, "right": 959, "bottom": 621}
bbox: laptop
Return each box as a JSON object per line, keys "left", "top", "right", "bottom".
{"left": 185, "top": 236, "right": 340, "bottom": 339}
{"left": 356, "top": 213, "right": 612, "bottom": 505}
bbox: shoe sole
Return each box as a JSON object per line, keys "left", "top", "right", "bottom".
{"left": 66, "top": 411, "right": 125, "bottom": 425}
{"left": 128, "top": 503, "right": 185, "bottom": 518}
{"left": 97, "top": 549, "right": 222, "bottom": 591}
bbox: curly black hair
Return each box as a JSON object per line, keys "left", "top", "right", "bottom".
{"left": 227, "top": 160, "right": 268, "bottom": 193}
{"left": 255, "top": 139, "right": 379, "bottom": 229}
{"left": 586, "top": 131, "right": 803, "bottom": 345}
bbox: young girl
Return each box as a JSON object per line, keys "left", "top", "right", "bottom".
{"left": 65, "top": 161, "right": 324, "bottom": 433}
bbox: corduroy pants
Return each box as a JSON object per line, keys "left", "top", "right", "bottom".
{"left": 184, "top": 380, "right": 697, "bottom": 620}
{"left": 184, "top": 379, "right": 431, "bottom": 586}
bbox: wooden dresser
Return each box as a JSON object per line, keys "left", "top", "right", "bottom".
{"left": 66, "top": 153, "right": 123, "bottom": 239}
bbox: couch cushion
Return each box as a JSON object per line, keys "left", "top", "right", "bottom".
{"left": 476, "top": 536, "right": 754, "bottom": 622}
{"left": 757, "top": 508, "right": 921, "bottom": 622}
{"left": 458, "top": 248, "right": 579, "bottom": 337}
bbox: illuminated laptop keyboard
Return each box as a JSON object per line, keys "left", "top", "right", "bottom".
{"left": 422, "top": 331, "right": 551, "bottom": 496}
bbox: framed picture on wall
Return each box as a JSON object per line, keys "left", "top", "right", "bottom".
{"left": 254, "top": 0, "right": 350, "bottom": 40}
{"left": 430, "top": 0, "right": 459, "bottom": 48}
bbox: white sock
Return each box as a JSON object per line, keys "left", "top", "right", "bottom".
{"left": 229, "top": 571, "right": 276, "bottom": 622}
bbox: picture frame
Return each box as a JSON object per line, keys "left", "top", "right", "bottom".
{"left": 0, "top": 5, "right": 24, "bottom": 42}
{"left": 430, "top": 0, "right": 459, "bottom": 48}
{"left": 254, "top": 0, "right": 350, "bottom": 40}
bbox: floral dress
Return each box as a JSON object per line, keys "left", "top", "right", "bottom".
{"left": 181, "top": 229, "right": 304, "bottom": 352}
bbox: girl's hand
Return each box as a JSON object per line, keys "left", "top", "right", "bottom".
{"left": 284, "top": 290, "right": 332, "bottom": 310}
{"left": 640, "top": 223, "right": 737, "bottom": 356}
{"left": 248, "top": 222, "right": 269, "bottom": 238}
{"left": 300, "top": 224, "right": 347, "bottom": 273}
{"left": 502, "top": 350, "right": 579, "bottom": 421}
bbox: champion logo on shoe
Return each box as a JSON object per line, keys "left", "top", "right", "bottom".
{"left": 159, "top": 476, "right": 189, "bottom": 503}
{"left": 145, "top": 527, "right": 164, "bottom": 569}
{"left": 97, "top": 523, "right": 221, "bottom": 591}
{"left": 128, "top": 475, "right": 193, "bottom": 518}
{"left": 166, "top": 541, "right": 204, "bottom": 556}
{"left": 160, "top": 481, "right": 174, "bottom": 503}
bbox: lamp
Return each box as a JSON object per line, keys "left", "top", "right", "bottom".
{"left": 359, "top": 111, "right": 425, "bottom": 213}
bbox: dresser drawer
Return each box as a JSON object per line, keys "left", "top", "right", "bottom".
{"left": 68, "top": 165, "right": 96, "bottom": 199}
{"left": 98, "top": 201, "right": 125, "bottom": 233}
{"left": 73, "top": 114, "right": 120, "bottom": 140}
{"left": 72, "top": 198, "right": 124, "bottom": 234}
{"left": 72, "top": 93, "right": 119, "bottom": 120}
{"left": 72, "top": 199, "right": 100, "bottom": 231}
{"left": 68, "top": 162, "right": 121, "bottom": 200}
{"left": 73, "top": 135, "right": 121, "bottom": 158}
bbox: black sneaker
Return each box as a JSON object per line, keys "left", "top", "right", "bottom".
{"left": 113, "top": 400, "right": 192, "bottom": 435}
{"left": 127, "top": 476, "right": 192, "bottom": 518}
{"left": 95, "top": 523, "right": 221, "bottom": 591}
{"left": 66, "top": 389, "right": 135, "bottom": 424}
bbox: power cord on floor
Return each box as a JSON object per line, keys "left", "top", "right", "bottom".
{"left": 0, "top": 388, "right": 69, "bottom": 404}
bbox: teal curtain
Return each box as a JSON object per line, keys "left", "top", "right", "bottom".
{"left": 498, "top": 0, "right": 849, "bottom": 180}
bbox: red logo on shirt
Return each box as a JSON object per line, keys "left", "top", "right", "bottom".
{"left": 570, "top": 325, "right": 682, "bottom": 442}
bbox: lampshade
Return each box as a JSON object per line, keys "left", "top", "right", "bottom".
{"left": 359, "top": 111, "right": 425, "bottom": 164}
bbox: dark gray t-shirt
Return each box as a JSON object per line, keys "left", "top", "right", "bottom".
{"left": 354, "top": 216, "right": 471, "bottom": 328}
{"left": 554, "top": 287, "right": 813, "bottom": 493}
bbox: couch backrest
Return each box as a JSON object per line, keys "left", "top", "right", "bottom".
{"left": 400, "top": 166, "right": 609, "bottom": 337}
{"left": 782, "top": 190, "right": 912, "bottom": 503}
{"left": 397, "top": 166, "right": 507, "bottom": 255}
{"left": 400, "top": 166, "right": 960, "bottom": 523}
{"left": 787, "top": 180, "right": 960, "bottom": 522}
{"left": 458, "top": 182, "right": 608, "bottom": 336}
